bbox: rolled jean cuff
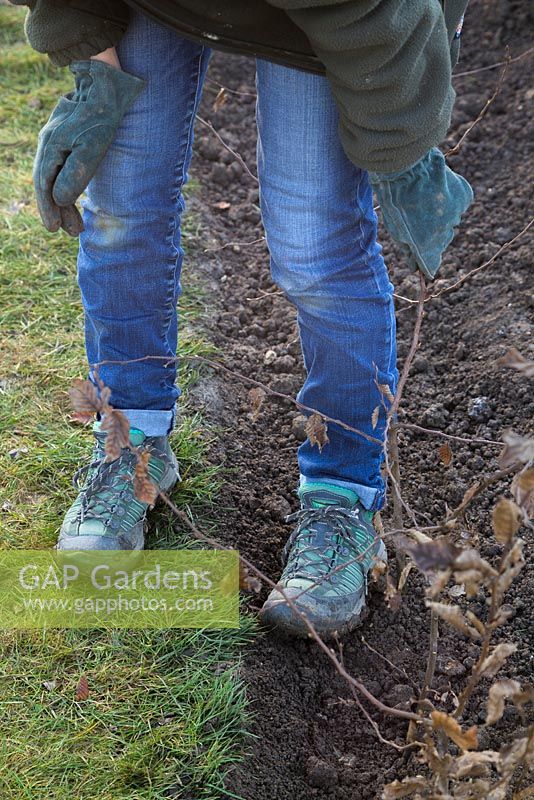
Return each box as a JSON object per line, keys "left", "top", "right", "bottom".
{"left": 299, "top": 475, "right": 385, "bottom": 512}
{"left": 118, "top": 407, "right": 175, "bottom": 437}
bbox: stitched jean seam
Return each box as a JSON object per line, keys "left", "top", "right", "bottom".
{"left": 161, "top": 47, "right": 208, "bottom": 370}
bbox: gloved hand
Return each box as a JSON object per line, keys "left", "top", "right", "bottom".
{"left": 369, "top": 148, "right": 474, "bottom": 280}
{"left": 34, "top": 60, "right": 145, "bottom": 236}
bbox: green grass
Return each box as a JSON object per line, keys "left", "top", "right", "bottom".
{"left": 0, "top": 8, "right": 253, "bottom": 797}
{"left": 0, "top": 627, "right": 253, "bottom": 800}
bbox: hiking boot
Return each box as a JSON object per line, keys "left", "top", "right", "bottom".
{"left": 261, "top": 482, "right": 386, "bottom": 638}
{"left": 57, "top": 421, "right": 179, "bottom": 550}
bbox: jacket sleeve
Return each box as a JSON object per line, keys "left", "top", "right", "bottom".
{"left": 265, "top": 0, "right": 464, "bottom": 174}
{"left": 10, "top": 1, "right": 130, "bottom": 66}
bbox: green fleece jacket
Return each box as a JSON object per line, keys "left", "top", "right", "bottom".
{"left": 12, "top": 0, "right": 468, "bottom": 174}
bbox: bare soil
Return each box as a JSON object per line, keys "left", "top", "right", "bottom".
{"left": 182, "top": 2, "right": 533, "bottom": 796}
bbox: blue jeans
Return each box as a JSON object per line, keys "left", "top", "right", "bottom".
{"left": 79, "top": 10, "right": 397, "bottom": 511}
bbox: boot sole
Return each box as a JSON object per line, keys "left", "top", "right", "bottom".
{"left": 261, "top": 539, "right": 387, "bottom": 640}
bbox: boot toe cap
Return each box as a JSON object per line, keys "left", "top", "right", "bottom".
{"left": 261, "top": 584, "right": 367, "bottom": 639}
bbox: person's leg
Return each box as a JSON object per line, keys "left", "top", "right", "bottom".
{"left": 256, "top": 60, "right": 397, "bottom": 636}
{"left": 255, "top": 60, "right": 397, "bottom": 513}
{"left": 59, "top": 12, "right": 210, "bottom": 549}
{"left": 78, "top": 9, "right": 210, "bottom": 436}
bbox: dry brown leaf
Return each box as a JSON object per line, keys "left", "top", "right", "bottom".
{"left": 381, "top": 776, "right": 427, "bottom": 799}
{"left": 456, "top": 779, "right": 493, "bottom": 797}
{"left": 370, "top": 557, "right": 387, "bottom": 583}
{"left": 488, "top": 786, "right": 507, "bottom": 800}
{"left": 500, "top": 734, "right": 534, "bottom": 778}
{"left": 439, "top": 442, "right": 453, "bottom": 467}
{"left": 213, "top": 86, "right": 228, "bottom": 112}
{"left": 426, "top": 569, "right": 452, "bottom": 599}
{"left": 405, "top": 529, "right": 433, "bottom": 545}
{"left": 374, "top": 511, "right": 385, "bottom": 537}
{"left": 239, "top": 563, "right": 261, "bottom": 594}
{"left": 403, "top": 538, "right": 459, "bottom": 572}
{"left": 459, "top": 480, "right": 482, "bottom": 509}
{"left": 248, "top": 387, "right": 266, "bottom": 421}
{"left": 511, "top": 468, "right": 534, "bottom": 519}
{"left": 451, "top": 750, "right": 499, "bottom": 779}
{"left": 453, "top": 550, "right": 497, "bottom": 597}
{"left": 75, "top": 674, "right": 89, "bottom": 702}
{"left": 133, "top": 451, "right": 158, "bottom": 505}
{"left": 512, "top": 786, "right": 534, "bottom": 800}
{"left": 454, "top": 549, "right": 497, "bottom": 577}
{"left": 305, "top": 413, "right": 329, "bottom": 451}
{"left": 70, "top": 412, "right": 95, "bottom": 425}
{"left": 492, "top": 605, "right": 515, "bottom": 628}
{"left": 500, "top": 430, "right": 534, "bottom": 468}
{"left": 486, "top": 679, "right": 522, "bottom": 725}
{"left": 426, "top": 601, "right": 481, "bottom": 640}
{"left": 385, "top": 573, "right": 401, "bottom": 611}
{"left": 68, "top": 378, "right": 103, "bottom": 420}
{"left": 479, "top": 643, "right": 517, "bottom": 678}
{"left": 371, "top": 406, "right": 380, "bottom": 430}
{"left": 495, "top": 540, "right": 525, "bottom": 604}
{"left": 431, "top": 710, "right": 478, "bottom": 751}
{"left": 496, "top": 567, "right": 524, "bottom": 604}
{"left": 377, "top": 382, "right": 395, "bottom": 404}
{"left": 501, "top": 539, "right": 525, "bottom": 573}
{"left": 422, "top": 742, "right": 455, "bottom": 778}
{"left": 465, "top": 610, "right": 486, "bottom": 637}
{"left": 499, "top": 347, "right": 534, "bottom": 378}
{"left": 398, "top": 562, "right": 413, "bottom": 592}
{"left": 452, "top": 570, "right": 482, "bottom": 598}
{"left": 511, "top": 686, "right": 534, "bottom": 716}
{"left": 98, "top": 385, "right": 112, "bottom": 413}
{"left": 101, "top": 408, "right": 131, "bottom": 461}
{"left": 492, "top": 498, "right": 522, "bottom": 544}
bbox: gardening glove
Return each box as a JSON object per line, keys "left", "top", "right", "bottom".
{"left": 34, "top": 59, "right": 145, "bottom": 236}
{"left": 369, "top": 148, "right": 474, "bottom": 280}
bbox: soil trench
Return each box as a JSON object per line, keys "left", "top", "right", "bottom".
{"left": 181, "top": 3, "right": 533, "bottom": 797}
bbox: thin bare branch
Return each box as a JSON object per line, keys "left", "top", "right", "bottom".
{"left": 342, "top": 689, "right": 421, "bottom": 751}
{"left": 446, "top": 52, "right": 510, "bottom": 157}
{"left": 388, "top": 422, "right": 407, "bottom": 575}
{"left": 247, "top": 288, "right": 284, "bottom": 303}
{"left": 447, "top": 462, "right": 523, "bottom": 523}
{"left": 204, "top": 76, "right": 257, "bottom": 98}
{"left": 407, "top": 608, "right": 439, "bottom": 743}
{"left": 196, "top": 114, "right": 258, "bottom": 183}
{"left": 394, "top": 217, "right": 534, "bottom": 306}
{"left": 388, "top": 274, "right": 428, "bottom": 420}
{"left": 430, "top": 217, "right": 534, "bottom": 300}
{"left": 204, "top": 236, "right": 265, "bottom": 253}
{"left": 400, "top": 422, "right": 501, "bottom": 448}
{"left": 361, "top": 636, "right": 420, "bottom": 692}
{"left": 452, "top": 45, "right": 533, "bottom": 78}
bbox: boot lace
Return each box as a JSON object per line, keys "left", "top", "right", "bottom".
{"left": 283, "top": 505, "right": 372, "bottom": 592}
{"left": 72, "top": 448, "right": 136, "bottom": 526}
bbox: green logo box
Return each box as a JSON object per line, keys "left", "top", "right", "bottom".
{"left": 0, "top": 550, "right": 239, "bottom": 629}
